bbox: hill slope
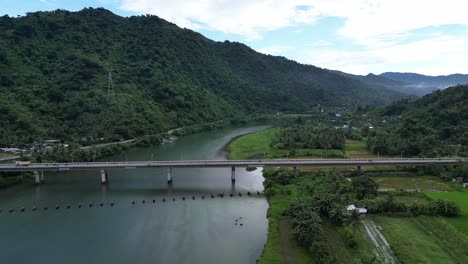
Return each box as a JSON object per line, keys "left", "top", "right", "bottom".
{"left": 0, "top": 8, "right": 406, "bottom": 145}
{"left": 368, "top": 85, "right": 468, "bottom": 157}
{"left": 380, "top": 72, "right": 468, "bottom": 95}
{"left": 332, "top": 70, "right": 468, "bottom": 96}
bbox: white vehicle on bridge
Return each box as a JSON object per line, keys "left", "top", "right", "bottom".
{"left": 15, "top": 161, "right": 31, "bottom": 166}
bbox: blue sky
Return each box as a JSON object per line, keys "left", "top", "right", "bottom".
{"left": 1, "top": 0, "right": 468, "bottom": 75}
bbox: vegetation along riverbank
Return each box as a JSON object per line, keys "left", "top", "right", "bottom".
{"left": 227, "top": 119, "right": 468, "bottom": 263}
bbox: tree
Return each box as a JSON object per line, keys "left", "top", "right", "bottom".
{"left": 287, "top": 201, "right": 322, "bottom": 247}
{"left": 346, "top": 209, "right": 362, "bottom": 236}
{"left": 352, "top": 176, "right": 378, "bottom": 199}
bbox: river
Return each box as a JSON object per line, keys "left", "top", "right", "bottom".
{"left": 0, "top": 125, "right": 270, "bottom": 264}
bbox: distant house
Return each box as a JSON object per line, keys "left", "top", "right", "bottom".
{"left": 44, "top": 146, "right": 53, "bottom": 153}
{"left": 335, "top": 113, "right": 342, "bottom": 117}
{"left": 463, "top": 183, "right": 468, "bottom": 188}
{"left": 346, "top": 204, "right": 367, "bottom": 214}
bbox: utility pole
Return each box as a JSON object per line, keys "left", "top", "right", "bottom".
{"left": 108, "top": 72, "right": 115, "bottom": 96}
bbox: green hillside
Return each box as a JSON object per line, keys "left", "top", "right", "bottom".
{"left": 0, "top": 8, "right": 406, "bottom": 146}
{"left": 368, "top": 85, "right": 468, "bottom": 156}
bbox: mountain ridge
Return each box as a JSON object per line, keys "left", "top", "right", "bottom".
{"left": 0, "top": 7, "right": 407, "bottom": 146}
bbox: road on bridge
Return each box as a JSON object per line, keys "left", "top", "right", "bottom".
{"left": 0, "top": 158, "right": 465, "bottom": 172}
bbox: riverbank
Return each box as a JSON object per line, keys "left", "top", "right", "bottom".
{"left": 226, "top": 127, "right": 468, "bottom": 263}
{"left": 0, "top": 125, "right": 270, "bottom": 264}
{"left": 28, "top": 116, "right": 275, "bottom": 165}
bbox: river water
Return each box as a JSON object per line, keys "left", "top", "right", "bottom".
{"left": 0, "top": 125, "right": 270, "bottom": 264}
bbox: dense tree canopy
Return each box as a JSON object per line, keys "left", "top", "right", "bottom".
{"left": 0, "top": 8, "right": 406, "bottom": 146}
{"left": 368, "top": 85, "right": 468, "bottom": 157}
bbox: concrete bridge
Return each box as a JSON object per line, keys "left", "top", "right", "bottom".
{"left": 1, "top": 158, "right": 465, "bottom": 185}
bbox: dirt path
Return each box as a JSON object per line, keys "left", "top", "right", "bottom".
{"left": 362, "top": 219, "right": 396, "bottom": 264}
{"left": 279, "top": 219, "right": 299, "bottom": 264}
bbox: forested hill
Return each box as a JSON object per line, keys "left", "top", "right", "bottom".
{"left": 369, "top": 85, "right": 468, "bottom": 157}
{"left": 0, "top": 8, "right": 405, "bottom": 145}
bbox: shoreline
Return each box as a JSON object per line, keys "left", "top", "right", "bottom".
{"left": 222, "top": 126, "right": 273, "bottom": 160}
{"left": 224, "top": 129, "right": 272, "bottom": 263}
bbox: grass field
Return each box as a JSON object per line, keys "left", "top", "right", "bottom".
{"left": 344, "top": 139, "right": 379, "bottom": 158}
{"left": 228, "top": 128, "right": 279, "bottom": 160}
{"left": 373, "top": 175, "right": 457, "bottom": 192}
{"left": 259, "top": 178, "right": 312, "bottom": 264}
{"left": 425, "top": 191, "right": 468, "bottom": 237}
{"left": 372, "top": 216, "right": 462, "bottom": 263}
{"left": 0, "top": 153, "right": 15, "bottom": 158}
{"left": 228, "top": 128, "right": 345, "bottom": 160}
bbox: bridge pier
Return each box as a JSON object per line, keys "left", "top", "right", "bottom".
{"left": 40, "top": 171, "right": 44, "bottom": 183}
{"left": 167, "top": 168, "right": 173, "bottom": 184}
{"left": 34, "top": 171, "right": 41, "bottom": 185}
{"left": 231, "top": 166, "right": 236, "bottom": 183}
{"left": 293, "top": 166, "right": 298, "bottom": 173}
{"left": 100, "top": 169, "right": 109, "bottom": 185}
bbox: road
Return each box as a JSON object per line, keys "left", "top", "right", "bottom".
{"left": 0, "top": 158, "right": 465, "bottom": 172}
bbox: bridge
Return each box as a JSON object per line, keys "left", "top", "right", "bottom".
{"left": 1, "top": 158, "right": 465, "bottom": 185}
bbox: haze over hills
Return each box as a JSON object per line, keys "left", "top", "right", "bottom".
{"left": 380, "top": 72, "right": 468, "bottom": 94}
{"left": 0, "top": 8, "right": 408, "bottom": 145}
{"left": 332, "top": 70, "right": 468, "bottom": 96}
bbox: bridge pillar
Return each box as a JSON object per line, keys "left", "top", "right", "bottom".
{"left": 293, "top": 166, "right": 298, "bottom": 173}
{"left": 231, "top": 166, "right": 236, "bottom": 184}
{"left": 100, "top": 169, "right": 109, "bottom": 185}
{"left": 40, "top": 171, "right": 44, "bottom": 183}
{"left": 34, "top": 171, "right": 41, "bottom": 185}
{"left": 167, "top": 168, "right": 173, "bottom": 184}
{"left": 357, "top": 166, "right": 365, "bottom": 172}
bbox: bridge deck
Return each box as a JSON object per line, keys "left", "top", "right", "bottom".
{"left": 0, "top": 158, "right": 465, "bottom": 172}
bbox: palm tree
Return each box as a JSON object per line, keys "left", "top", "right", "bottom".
{"left": 346, "top": 209, "right": 362, "bottom": 236}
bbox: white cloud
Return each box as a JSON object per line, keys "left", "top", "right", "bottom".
{"left": 39, "top": 0, "right": 53, "bottom": 5}
{"left": 118, "top": 0, "right": 319, "bottom": 41}
{"left": 117, "top": 0, "right": 468, "bottom": 43}
{"left": 258, "top": 45, "right": 290, "bottom": 55}
{"left": 300, "top": 35, "right": 468, "bottom": 75}
{"left": 308, "top": 40, "right": 333, "bottom": 47}
{"left": 116, "top": 0, "right": 468, "bottom": 74}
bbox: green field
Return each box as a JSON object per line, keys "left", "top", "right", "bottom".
{"left": 373, "top": 175, "right": 457, "bottom": 192}
{"left": 344, "top": 139, "right": 378, "bottom": 158}
{"left": 372, "top": 216, "right": 467, "bottom": 263}
{"left": 259, "top": 176, "right": 372, "bottom": 264}
{"left": 426, "top": 191, "right": 468, "bottom": 237}
{"left": 228, "top": 128, "right": 279, "bottom": 160}
{"left": 0, "top": 153, "right": 15, "bottom": 158}
{"left": 228, "top": 128, "right": 344, "bottom": 160}
{"left": 259, "top": 180, "right": 312, "bottom": 264}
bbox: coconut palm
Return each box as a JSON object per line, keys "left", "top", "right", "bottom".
{"left": 346, "top": 209, "right": 362, "bottom": 236}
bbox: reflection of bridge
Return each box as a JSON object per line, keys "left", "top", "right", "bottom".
{"left": 1, "top": 158, "right": 465, "bottom": 185}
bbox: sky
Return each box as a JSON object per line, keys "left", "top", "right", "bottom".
{"left": 1, "top": 0, "right": 468, "bottom": 75}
